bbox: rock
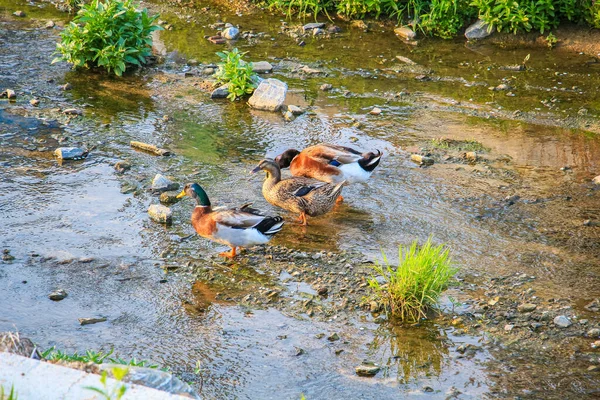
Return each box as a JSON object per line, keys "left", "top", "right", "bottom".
{"left": 203, "top": 67, "right": 215, "bottom": 75}
{"left": 316, "top": 285, "right": 328, "bottom": 296}
{"left": 423, "top": 386, "right": 434, "bottom": 393}
{"left": 151, "top": 174, "right": 178, "bottom": 193}
{"left": 54, "top": 147, "right": 88, "bottom": 160}
{"left": 465, "top": 151, "right": 478, "bottom": 161}
{"left": 327, "top": 332, "right": 340, "bottom": 341}
{"left": 160, "top": 191, "right": 182, "bottom": 205}
{"left": 394, "top": 26, "right": 416, "bottom": 40}
{"left": 49, "top": 289, "right": 68, "bottom": 301}
{"left": 518, "top": 303, "right": 537, "bottom": 313}
{"left": 30, "top": 99, "right": 40, "bottom": 106}
{"left": 355, "top": 363, "right": 380, "bottom": 377}
{"left": 148, "top": 204, "right": 173, "bottom": 224}
{"left": 415, "top": 74, "right": 430, "bottom": 81}
{"left": 494, "top": 83, "right": 510, "bottom": 91}
{"left": 396, "top": 55, "right": 417, "bottom": 65}
{"left": 328, "top": 25, "right": 342, "bottom": 33}
{"left": 208, "top": 36, "right": 226, "bottom": 44}
{"left": 465, "top": 19, "right": 495, "bottom": 40}
{"left": 283, "top": 111, "right": 295, "bottom": 122}
{"left": 188, "top": 58, "right": 199, "bottom": 66}
{"left": 586, "top": 328, "right": 600, "bottom": 338}
{"left": 588, "top": 365, "right": 600, "bottom": 372}
{"left": 294, "top": 347, "right": 305, "bottom": 356}
{"left": 2, "top": 250, "right": 15, "bottom": 261}
{"left": 78, "top": 317, "right": 107, "bottom": 325}
{"left": 500, "top": 64, "right": 526, "bottom": 71}
{"left": 312, "top": 28, "right": 324, "bottom": 36}
{"left": 320, "top": 83, "right": 333, "bottom": 91}
{"left": 0, "top": 332, "right": 40, "bottom": 358}
{"left": 553, "top": 315, "right": 572, "bottom": 328}
{"left": 411, "top": 154, "right": 434, "bottom": 166}
{"left": 222, "top": 26, "right": 240, "bottom": 40}
{"left": 369, "top": 107, "right": 382, "bottom": 115}
{"left": 592, "top": 175, "right": 600, "bottom": 185}
{"left": 248, "top": 78, "right": 287, "bottom": 112}
{"left": 211, "top": 84, "right": 230, "bottom": 99}
{"left": 369, "top": 301, "right": 380, "bottom": 313}
{"left": 114, "top": 160, "right": 131, "bottom": 173}
{"left": 13, "top": 11, "right": 26, "bottom": 17}
{"left": 504, "top": 324, "right": 515, "bottom": 332}
{"left": 303, "top": 22, "right": 325, "bottom": 31}
{"left": 287, "top": 105, "right": 304, "bottom": 115}
{"left": 252, "top": 61, "right": 273, "bottom": 74}
{"left": 63, "top": 108, "right": 82, "bottom": 115}
{"left": 62, "top": 83, "right": 72, "bottom": 91}
{"left": 1, "top": 89, "right": 16, "bottom": 99}
{"left": 300, "top": 65, "right": 321, "bottom": 74}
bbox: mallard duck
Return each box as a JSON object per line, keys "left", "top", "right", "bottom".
{"left": 251, "top": 159, "right": 345, "bottom": 225}
{"left": 274, "top": 143, "right": 382, "bottom": 185}
{"left": 176, "top": 183, "right": 284, "bottom": 258}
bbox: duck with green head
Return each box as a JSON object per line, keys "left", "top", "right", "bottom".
{"left": 176, "top": 183, "right": 284, "bottom": 258}
{"left": 251, "top": 159, "right": 345, "bottom": 226}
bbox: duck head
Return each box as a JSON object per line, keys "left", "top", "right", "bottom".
{"left": 251, "top": 159, "right": 281, "bottom": 180}
{"left": 274, "top": 149, "right": 300, "bottom": 169}
{"left": 177, "top": 183, "right": 211, "bottom": 206}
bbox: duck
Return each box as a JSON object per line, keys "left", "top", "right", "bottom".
{"left": 176, "top": 183, "right": 284, "bottom": 259}
{"left": 274, "top": 143, "right": 383, "bottom": 185}
{"left": 251, "top": 159, "right": 345, "bottom": 225}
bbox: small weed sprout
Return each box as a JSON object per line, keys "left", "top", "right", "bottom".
{"left": 367, "top": 238, "right": 458, "bottom": 322}
{"left": 214, "top": 48, "right": 258, "bottom": 101}
{"left": 84, "top": 367, "right": 129, "bottom": 400}
{"left": 53, "top": 0, "right": 162, "bottom": 76}
{"left": 0, "top": 385, "right": 18, "bottom": 400}
{"left": 41, "top": 347, "right": 159, "bottom": 368}
{"left": 545, "top": 32, "right": 558, "bottom": 48}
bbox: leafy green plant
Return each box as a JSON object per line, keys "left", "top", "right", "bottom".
{"left": 0, "top": 385, "right": 18, "bottom": 400}
{"left": 545, "top": 31, "right": 558, "bottom": 48}
{"left": 41, "top": 347, "right": 159, "bottom": 368}
{"left": 214, "top": 48, "right": 259, "bottom": 101}
{"left": 53, "top": 0, "right": 162, "bottom": 76}
{"left": 471, "top": 0, "right": 532, "bottom": 33}
{"left": 421, "top": 0, "right": 474, "bottom": 38}
{"left": 85, "top": 367, "right": 128, "bottom": 400}
{"left": 367, "top": 237, "right": 458, "bottom": 322}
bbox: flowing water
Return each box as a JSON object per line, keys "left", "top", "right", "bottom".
{"left": 1, "top": 0, "right": 599, "bottom": 399}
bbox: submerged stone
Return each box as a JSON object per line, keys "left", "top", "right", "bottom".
{"left": 78, "top": 317, "right": 107, "bottom": 325}
{"left": 54, "top": 147, "right": 87, "bottom": 160}
{"left": 222, "top": 26, "right": 240, "bottom": 40}
{"left": 248, "top": 78, "right": 287, "bottom": 112}
{"left": 211, "top": 84, "right": 230, "bottom": 99}
{"left": 553, "top": 315, "right": 572, "bottom": 328}
{"left": 151, "top": 174, "right": 178, "bottom": 193}
{"left": 252, "top": 61, "right": 273, "bottom": 74}
{"left": 48, "top": 289, "right": 67, "bottom": 301}
{"left": 465, "top": 19, "right": 495, "bottom": 40}
{"left": 355, "top": 363, "right": 380, "bottom": 377}
{"left": 148, "top": 204, "right": 172, "bottom": 224}
{"left": 394, "top": 26, "right": 416, "bottom": 40}
{"left": 303, "top": 22, "right": 325, "bottom": 31}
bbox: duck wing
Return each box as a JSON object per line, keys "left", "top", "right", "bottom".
{"left": 305, "top": 144, "right": 363, "bottom": 165}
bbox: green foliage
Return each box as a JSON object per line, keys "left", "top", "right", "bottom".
{"left": 582, "top": 0, "right": 600, "bottom": 27}
{"left": 41, "top": 347, "right": 159, "bottom": 368}
{"left": 0, "top": 385, "right": 18, "bottom": 400}
{"left": 214, "top": 48, "right": 258, "bottom": 101}
{"left": 421, "top": 0, "right": 474, "bottom": 38}
{"left": 266, "top": 0, "right": 334, "bottom": 19}
{"left": 545, "top": 31, "right": 558, "bottom": 48}
{"left": 84, "top": 367, "right": 128, "bottom": 400}
{"left": 53, "top": 0, "right": 162, "bottom": 76}
{"left": 367, "top": 238, "right": 458, "bottom": 322}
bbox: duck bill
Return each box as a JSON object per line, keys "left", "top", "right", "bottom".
{"left": 176, "top": 189, "right": 187, "bottom": 199}
{"left": 250, "top": 165, "right": 261, "bottom": 174}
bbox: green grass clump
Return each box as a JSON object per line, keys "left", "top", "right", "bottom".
{"left": 430, "top": 138, "right": 488, "bottom": 152}
{"left": 0, "top": 385, "right": 18, "bottom": 400}
{"left": 41, "top": 347, "right": 159, "bottom": 368}
{"left": 367, "top": 238, "right": 458, "bottom": 322}
{"left": 214, "top": 48, "right": 259, "bottom": 101}
{"left": 53, "top": 0, "right": 162, "bottom": 76}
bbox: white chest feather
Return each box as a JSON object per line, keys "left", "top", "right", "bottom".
{"left": 212, "top": 224, "right": 271, "bottom": 247}
{"left": 339, "top": 162, "right": 372, "bottom": 183}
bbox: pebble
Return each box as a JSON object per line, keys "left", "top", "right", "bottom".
{"left": 355, "top": 364, "right": 380, "bottom": 377}
{"left": 287, "top": 105, "right": 304, "bottom": 115}
{"left": 45, "top": 20, "right": 55, "bottom": 28}
{"left": 303, "top": 22, "right": 325, "bottom": 31}
{"left": 504, "top": 324, "right": 515, "bottom": 332}
{"left": 114, "top": 160, "right": 131, "bottom": 174}
{"left": 160, "top": 191, "right": 182, "bottom": 205}
{"left": 49, "top": 289, "right": 68, "bottom": 301}
{"left": 54, "top": 147, "right": 88, "bottom": 160}
{"left": 63, "top": 108, "right": 82, "bottom": 115}
{"left": 320, "top": 83, "right": 333, "bottom": 91}
{"left": 62, "top": 83, "right": 72, "bottom": 91}
{"left": 592, "top": 175, "right": 600, "bottom": 185}
{"left": 369, "top": 107, "right": 382, "bottom": 115}
{"left": 79, "top": 317, "right": 107, "bottom": 326}
{"left": 316, "top": 285, "right": 328, "bottom": 296}
{"left": 518, "top": 303, "right": 537, "bottom": 313}
{"left": 586, "top": 328, "right": 600, "bottom": 338}
{"left": 394, "top": 26, "right": 416, "bottom": 40}
{"left": 283, "top": 111, "right": 295, "bottom": 122}
{"left": 30, "top": 99, "right": 40, "bottom": 106}
{"left": 252, "top": 61, "right": 273, "bottom": 74}
{"left": 151, "top": 174, "right": 179, "bottom": 193}
{"left": 553, "top": 315, "right": 572, "bottom": 328}
{"left": 327, "top": 332, "right": 340, "bottom": 341}
{"left": 222, "top": 26, "right": 240, "bottom": 40}
{"left": 211, "top": 84, "right": 230, "bottom": 99}
{"left": 1, "top": 89, "right": 16, "bottom": 99}
{"left": 423, "top": 386, "right": 434, "bottom": 392}
{"left": 13, "top": 10, "right": 26, "bottom": 17}
{"left": 2, "top": 250, "right": 15, "bottom": 261}
{"left": 148, "top": 204, "right": 173, "bottom": 224}
{"left": 411, "top": 154, "right": 434, "bottom": 166}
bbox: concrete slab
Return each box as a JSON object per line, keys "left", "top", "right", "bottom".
{"left": 0, "top": 352, "right": 192, "bottom": 400}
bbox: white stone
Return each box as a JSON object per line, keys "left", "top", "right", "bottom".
{"left": 252, "top": 61, "right": 273, "bottom": 74}
{"left": 465, "top": 19, "right": 495, "bottom": 40}
{"left": 394, "top": 26, "right": 416, "bottom": 40}
{"left": 148, "top": 204, "right": 172, "bottom": 224}
{"left": 553, "top": 315, "right": 572, "bottom": 328}
{"left": 248, "top": 78, "right": 287, "bottom": 112}
{"left": 592, "top": 175, "right": 600, "bottom": 185}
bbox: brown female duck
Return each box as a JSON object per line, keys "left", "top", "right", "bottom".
{"left": 251, "top": 159, "right": 345, "bottom": 225}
